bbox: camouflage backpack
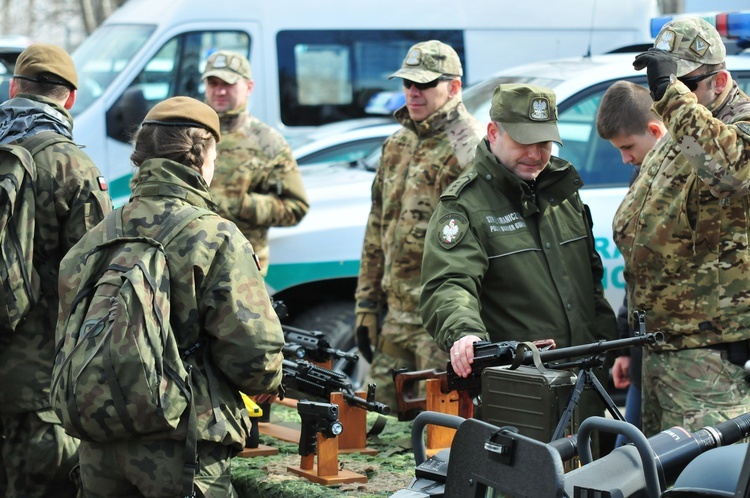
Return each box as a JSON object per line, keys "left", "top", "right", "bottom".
{"left": 0, "top": 132, "right": 72, "bottom": 334}
{"left": 51, "top": 205, "right": 210, "bottom": 443}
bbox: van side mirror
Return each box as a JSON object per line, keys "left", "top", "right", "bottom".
{"left": 106, "top": 87, "right": 149, "bottom": 143}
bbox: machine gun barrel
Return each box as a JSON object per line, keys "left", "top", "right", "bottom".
{"left": 529, "top": 332, "right": 664, "bottom": 365}
{"left": 282, "top": 359, "right": 391, "bottom": 415}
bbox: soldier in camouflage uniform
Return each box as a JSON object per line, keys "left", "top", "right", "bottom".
{"left": 354, "top": 40, "right": 484, "bottom": 411}
{"left": 0, "top": 44, "right": 112, "bottom": 497}
{"left": 57, "top": 97, "right": 285, "bottom": 497}
{"left": 614, "top": 17, "right": 750, "bottom": 437}
{"left": 202, "top": 50, "right": 308, "bottom": 275}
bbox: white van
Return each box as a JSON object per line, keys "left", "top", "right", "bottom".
{"left": 70, "top": 0, "right": 659, "bottom": 204}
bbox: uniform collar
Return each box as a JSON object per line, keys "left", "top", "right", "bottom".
{"left": 394, "top": 97, "right": 464, "bottom": 137}
{"left": 131, "top": 158, "right": 217, "bottom": 210}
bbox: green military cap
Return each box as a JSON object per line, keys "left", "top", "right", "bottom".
{"left": 201, "top": 50, "right": 252, "bottom": 84}
{"left": 654, "top": 16, "right": 725, "bottom": 77}
{"left": 490, "top": 83, "right": 562, "bottom": 146}
{"left": 14, "top": 43, "right": 78, "bottom": 89}
{"left": 389, "top": 40, "right": 462, "bottom": 83}
{"left": 142, "top": 96, "right": 221, "bottom": 142}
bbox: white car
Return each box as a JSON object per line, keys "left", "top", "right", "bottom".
{"left": 292, "top": 121, "right": 399, "bottom": 167}
{"left": 268, "top": 52, "right": 750, "bottom": 357}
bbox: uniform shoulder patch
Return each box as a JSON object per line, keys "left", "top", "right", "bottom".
{"left": 441, "top": 170, "right": 476, "bottom": 200}
{"left": 437, "top": 213, "right": 469, "bottom": 249}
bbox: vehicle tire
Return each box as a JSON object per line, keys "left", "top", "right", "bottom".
{"left": 288, "top": 300, "right": 356, "bottom": 352}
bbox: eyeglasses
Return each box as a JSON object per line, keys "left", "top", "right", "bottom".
{"left": 402, "top": 77, "right": 453, "bottom": 91}
{"left": 678, "top": 70, "right": 720, "bottom": 92}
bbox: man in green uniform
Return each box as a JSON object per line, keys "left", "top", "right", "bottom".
{"left": 614, "top": 17, "right": 750, "bottom": 436}
{"left": 420, "top": 85, "right": 616, "bottom": 453}
{"left": 0, "top": 44, "right": 113, "bottom": 497}
{"left": 354, "top": 40, "right": 484, "bottom": 410}
{"left": 203, "top": 50, "right": 308, "bottom": 275}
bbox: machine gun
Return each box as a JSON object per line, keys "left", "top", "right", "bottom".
{"left": 393, "top": 332, "right": 663, "bottom": 421}
{"left": 283, "top": 325, "right": 359, "bottom": 364}
{"left": 297, "top": 400, "right": 343, "bottom": 457}
{"left": 282, "top": 359, "right": 391, "bottom": 415}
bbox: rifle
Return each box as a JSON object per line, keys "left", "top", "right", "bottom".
{"left": 282, "top": 359, "right": 391, "bottom": 415}
{"left": 394, "top": 332, "right": 664, "bottom": 421}
{"left": 283, "top": 325, "right": 359, "bottom": 364}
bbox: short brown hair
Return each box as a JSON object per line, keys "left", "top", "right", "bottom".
{"left": 14, "top": 76, "right": 72, "bottom": 102}
{"left": 596, "top": 81, "right": 659, "bottom": 140}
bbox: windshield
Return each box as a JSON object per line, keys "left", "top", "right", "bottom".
{"left": 71, "top": 24, "right": 156, "bottom": 116}
{"left": 463, "top": 76, "right": 564, "bottom": 123}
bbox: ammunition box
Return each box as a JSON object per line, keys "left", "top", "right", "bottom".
{"left": 479, "top": 365, "right": 578, "bottom": 443}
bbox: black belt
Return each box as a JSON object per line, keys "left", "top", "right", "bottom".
{"left": 700, "top": 339, "right": 750, "bottom": 367}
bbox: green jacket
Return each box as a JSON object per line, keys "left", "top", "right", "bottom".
{"left": 355, "top": 99, "right": 484, "bottom": 322}
{"left": 57, "top": 158, "right": 285, "bottom": 448}
{"left": 613, "top": 80, "right": 750, "bottom": 350}
{"left": 0, "top": 95, "right": 112, "bottom": 414}
{"left": 420, "top": 140, "right": 616, "bottom": 351}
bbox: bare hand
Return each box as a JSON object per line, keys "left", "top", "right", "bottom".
{"left": 612, "top": 356, "right": 632, "bottom": 389}
{"left": 450, "top": 335, "right": 484, "bottom": 378}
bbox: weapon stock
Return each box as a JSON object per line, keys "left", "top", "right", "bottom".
{"left": 282, "top": 359, "right": 391, "bottom": 415}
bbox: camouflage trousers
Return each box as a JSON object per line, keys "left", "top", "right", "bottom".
{"left": 78, "top": 439, "right": 237, "bottom": 498}
{"left": 642, "top": 347, "right": 750, "bottom": 437}
{"left": 0, "top": 408, "right": 80, "bottom": 498}
{"left": 365, "top": 319, "right": 449, "bottom": 412}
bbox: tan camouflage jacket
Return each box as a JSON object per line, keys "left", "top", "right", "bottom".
{"left": 57, "top": 158, "right": 285, "bottom": 448}
{"left": 355, "top": 99, "right": 484, "bottom": 323}
{"left": 209, "top": 112, "right": 309, "bottom": 274}
{"left": 613, "top": 79, "right": 750, "bottom": 350}
{"left": 0, "top": 95, "right": 112, "bottom": 414}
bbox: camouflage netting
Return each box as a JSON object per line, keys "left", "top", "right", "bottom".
{"left": 232, "top": 405, "right": 418, "bottom": 497}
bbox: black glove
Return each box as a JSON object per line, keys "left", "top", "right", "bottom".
{"left": 355, "top": 312, "right": 378, "bottom": 363}
{"left": 633, "top": 48, "right": 677, "bottom": 101}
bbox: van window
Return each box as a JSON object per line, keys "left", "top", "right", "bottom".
{"left": 277, "top": 30, "right": 464, "bottom": 127}
{"left": 72, "top": 24, "right": 156, "bottom": 116}
{"left": 105, "top": 31, "right": 250, "bottom": 143}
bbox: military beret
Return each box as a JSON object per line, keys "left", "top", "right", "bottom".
{"left": 14, "top": 43, "right": 78, "bottom": 89}
{"left": 142, "top": 96, "right": 221, "bottom": 142}
{"left": 653, "top": 16, "right": 726, "bottom": 77}
{"left": 202, "top": 50, "right": 252, "bottom": 84}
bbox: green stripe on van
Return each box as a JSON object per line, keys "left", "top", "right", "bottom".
{"left": 265, "top": 260, "right": 360, "bottom": 293}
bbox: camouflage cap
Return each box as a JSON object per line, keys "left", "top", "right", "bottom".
{"left": 490, "top": 83, "right": 562, "bottom": 146}
{"left": 389, "top": 40, "right": 462, "bottom": 83}
{"left": 653, "top": 16, "right": 725, "bottom": 77}
{"left": 143, "top": 96, "right": 221, "bottom": 142}
{"left": 14, "top": 43, "right": 77, "bottom": 89}
{"left": 202, "top": 50, "right": 252, "bottom": 84}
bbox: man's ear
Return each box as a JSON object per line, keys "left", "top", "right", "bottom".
{"left": 448, "top": 78, "right": 462, "bottom": 98}
{"left": 647, "top": 120, "right": 666, "bottom": 140}
{"left": 8, "top": 78, "right": 17, "bottom": 99}
{"left": 714, "top": 69, "right": 730, "bottom": 95}
{"left": 63, "top": 89, "right": 76, "bottom": 110}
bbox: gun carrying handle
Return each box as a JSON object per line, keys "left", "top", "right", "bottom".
{"left": 510, "top": 341, "right": 547, "bottom": 372}
{"left": 577, "top": 416, "right": 662, "bottom": 498}
{"left": 411, "top": 411, "right": 466, "bottom": 466}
